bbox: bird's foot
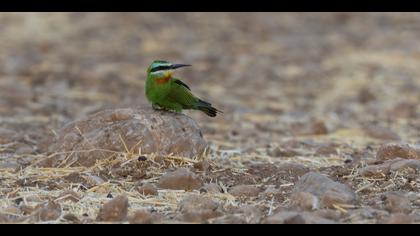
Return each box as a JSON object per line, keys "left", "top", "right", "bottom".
{"left": 152, "top": 104, "right": 163, "bottom": 111}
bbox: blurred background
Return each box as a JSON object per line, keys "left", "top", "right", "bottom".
{"left": 0, "top": 12, "right": 419, "bottom": 156}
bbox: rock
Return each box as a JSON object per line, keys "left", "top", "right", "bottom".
{"left": 349, "top": 207, "right": 389, "bottom": 220}
{"left": 389, "top": 159, "right": 420, "bottom": 172}
{"left": 360, "top": 158, "right": 420, "bottom": 177}
{"left": 200, "top": 183, "right": 223, "bottom": 194}
{"left": 384, "top": 213, "right": 414, "bottom": 224}
{"left": 262, "top": 185, "right": 282, "bottom": 198}
{"left": 157, "top": 168, "right": 202, "bottom": 191}
{"left": 229, "top": 185, "right": 260, "bottom": 198}
{"left": 291, "top": 120, "right": 328, "bottom": 136}
{"left": 315, "top": 143, "right": 338, "bottom": 156}
{"left": 0, "top": 206, "right": 23, "bottom": 223}
{"left": 96, "top": 195, "right": 129, "bottom": 222}
{"left": 357, "top": 87, "right": 376, "bottom": 104}
{"left": 177, "top": 194, "right": 222, "bottom": 222}
{"left": 62, "top": 213, "right": 80, "bottom": 223}
{"left": 376, "top": 143, "right": 420, "bottom": 161}
{"left": 383, "top": 192, "right": 411, "bottom": 214}
{"left": 55, "top": 190, "right": 81, "bottom": 203}
{"left": 263, "top": 211, "right": 336, "bottom": 224}
{"left": 313, "top": 209, "right": 342, "bottom": 221}
{"left": 293, "top": 172, "right": 356, "bottom": 208}
{"left": 290, "top": 192, "right": 320, "bottom": 211}
{"left": 310, "top": 121, "right": 329, "bottom": 135}
{"left": 0, "top": 214, "right": 11, "bottom": 223}
{"left": 359, "top": 162, "right": 392, "bottom": 177}
{"left": 0, "top": 127, "right": 16, "bottom": 144}
{"left": 84, "top": 174, "right": 105, "bottom": 186}
{"left": 268, "top": 146, "right": 300, "bottom": 157}
{"left": 210, "top": 214, "right": 247, "bottom": 224}
{"left": 33, "top": 201, "right": 62, "bottom": 222}
{"left": 129, "top": 209, "right": 159, "bottom": 224}
{"left": 193, "top": 160, "right": 210, "bottom": 172}
{"left": 235, "top": 205, "right": 263, "bottom": 224}
{"left": 137, "top": 183, "right": 158, "bottom": 196}
{"left": 387, "top": 102, "right": 417, "bottom": 119}
{"left": 364, "top": 125, "right": 401, "bottom": 141}
{"left": 44, "top": 108, "right": 207, "bottom": 167}
{"left": 0, "top": 160, "right": 22, "bottom": 171}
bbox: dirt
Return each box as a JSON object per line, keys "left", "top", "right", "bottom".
{"left": 0, "top": 13, "right": 419, "bottom": 224}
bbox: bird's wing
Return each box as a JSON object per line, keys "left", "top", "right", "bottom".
{"left": 173, "top": 78, "right": 191, "bottom": 91}
{"left": 167, "top": 78, "right": 198, "bottom": 107}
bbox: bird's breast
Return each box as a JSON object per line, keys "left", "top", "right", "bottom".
{"left": 154, "top": 75, "right": 171, "bottom": 85}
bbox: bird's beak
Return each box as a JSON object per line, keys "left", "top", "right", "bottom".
{"left": 170, "top": 64, "right": 192, "bottom": 69}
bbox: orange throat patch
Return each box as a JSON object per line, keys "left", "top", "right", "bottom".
{"left": 155, "top": 75, "right": 171, "bottom": 85}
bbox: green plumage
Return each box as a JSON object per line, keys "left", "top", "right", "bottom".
{"left": 145, "top": 60, "right": 221, "bottom": 117}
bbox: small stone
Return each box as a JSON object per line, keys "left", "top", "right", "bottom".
{"left": 84, "top": 174, "right": 105, "bottom": 186}
{"left": 0, "top": 128, "right": 16, "bottom": 144}
{"left": 2, "top": 206, "right": 22, "bottom": 215}
{"left": 96, "top": 195, "right": 129, "bottom": 222}
{"left": 376, "top": 143, "right": 420, "bottom": 161}
{"left": 55, "top": 190, "right": 81, "bottom": 203}
{"left": 137, "top": 183, "right": 158, "bottom": 196}
{"left": 210, "top": 214, "right": 247, "bottom": 224}
{"left": 229, "top": 185, "right": 260, "bottom": 198}
{"left": 310, "top": 121, "right": 329, "bottom": 135}
{"left": 315, "top": 143, "right": 338, "bottom": 156}
{"left": 291, "top": 121, "right": 328, "bottom": 136}
{"left": 62, "top": 213, "right": 80, "bottom": 223}
{"left": 178, "top": 194, "right": 222, "bottom": 222}
{"left": 359, "top": 162, "right": 392, "bottom": 177}
{"left": 263, "top": 211, "right": 335, "bottom": 224}
{"left": 349, "top": 207, "right": 389, "bottom": 220}
{"left": 129, "top": 209, "right": 159, "bottom": 224}
{"left": 357, "top": 88, "right": 376, "bottom": 104}
{"left": 33, "top": 201, "right": 62, "bottom": 222}
{"left": 290, "top": 192, "right": 320, "bottom": 211}
{"left": 293, "top": 172, "right": 356, "bottom": 208}
{"left": 157, "top": 168, "right": 202, "bottom": 191}
{"left": 383, "top": 192, "right": 411, "bottom": 214}
{"left": 15, "top": 145, "right": 34, "bottom": 155}
{"left": 0, "top": 214, "right": 11, "bottom": 223}
{"left": 200, "top": 183, "right": 223, "bottom": 194}
{"left": 387, "top": 102, "right": 417, "bottom": 119}
{"left": 390, "top": 159, "right": 420, "bottom": 172}
{"left": 193, "top": 160, "right": 210, "bottom": 172}
{"left": 313, "top": 209, "right": 342, "bottom": 221}
{"left": 364, "top": 125, "right": 400, "bottom": 141}
{"left": 268, "top": 146, "right": 300, "bottom": 157}
{"left": 384, "top": 213, "right": 414, "bottom": 224}
{"left": 262, "top": 185, "right": 282, "bottom": 198}
{"left": 235, "top": 205, "right": 263, "bottom": 224}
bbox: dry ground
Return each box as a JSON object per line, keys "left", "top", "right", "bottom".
{"left": 0, "top": 13, "right": 419, "bottom": 224}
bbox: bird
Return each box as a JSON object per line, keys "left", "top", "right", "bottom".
{"left": 145, "top": 60, "right": 222, "bottom": 117}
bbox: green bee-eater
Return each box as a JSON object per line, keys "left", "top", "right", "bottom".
{"left": 145, "top": 60, "right": 221, "bottom": 117}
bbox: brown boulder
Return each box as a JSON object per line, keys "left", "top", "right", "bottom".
{"left": 177, "top": 194, "right": 222, "bottom": 222}
{"left": 96, "top": 195, "right": 129, "bottom": 222}
{"left": 43, "top": 108, "right": 207, "bottom": 167}
{"left": 157, "top": 168, "right": 202, "bottom": 191}
{"left": 376, "top": 143, "right": 420, "bottom": 161}
{"left": 293, "top": 172, "right": 356, "bottom": 208}
{"left": 229, "top": 185, "right": 260, "bottom": 198}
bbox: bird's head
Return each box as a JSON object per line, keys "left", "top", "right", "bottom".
{"left": 147, "top": 60, "right": 191, "bottom": 78}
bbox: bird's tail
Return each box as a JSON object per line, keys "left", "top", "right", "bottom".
{"left": 196, "top": 99, "right": 222, "bottom": 117}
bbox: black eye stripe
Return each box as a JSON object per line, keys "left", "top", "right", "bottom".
{"left": 150, "top": 65, "right": 171, "bottom": 72}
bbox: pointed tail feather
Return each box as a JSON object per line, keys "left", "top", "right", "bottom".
{"left": 196, "top": 99, "right": 222, "bottom": 117}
